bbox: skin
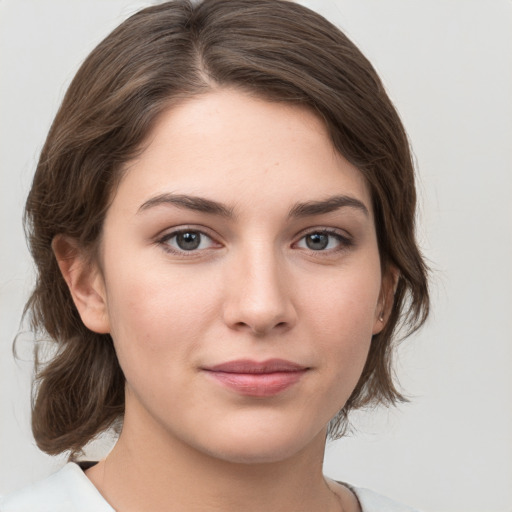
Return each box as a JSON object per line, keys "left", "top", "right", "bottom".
{"left": 55, "top": 89, "right": 394, "bottom": 512}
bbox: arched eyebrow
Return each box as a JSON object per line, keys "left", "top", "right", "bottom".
{"left": 138, "top": 193, "right": 235, "bottom": 218}
{"left": 288, "top": 195, "right": 369, "bottom": 218}
{"left": 137, "top": 193, "right": 369, "bottom": 218}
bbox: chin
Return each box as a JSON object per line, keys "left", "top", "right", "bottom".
{"left": 204, "top": 441, "right": 305, "bottom": 465}
{"left": 191, "top": 421, "right": 326, "bottom": 465}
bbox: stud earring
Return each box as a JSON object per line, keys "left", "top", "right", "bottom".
{"left": 379, "top": 312, "right": 385, "bottom": 322}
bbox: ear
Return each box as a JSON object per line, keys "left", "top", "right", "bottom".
{"left": 52, "top": 235, "right": 110, "bottom": 334}
{"left": 372, "top": 265, "right": 399, "bottom": 335}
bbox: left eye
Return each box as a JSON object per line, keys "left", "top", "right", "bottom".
{"left": 296, "top": 231, "right": 346, "bottom": 251}
{"left": 161, "top": 230, "right": 216, "bottom": 252}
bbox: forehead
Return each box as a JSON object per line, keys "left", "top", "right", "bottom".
{"left": 114, "top": 89, "right": 373, "bottom": 217}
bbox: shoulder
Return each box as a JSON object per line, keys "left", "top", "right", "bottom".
{"left": 0, "top": 463, "right": 113, "bottom": 512}
{"left": 349, "top": 485, "right": 420, "bottom": 512}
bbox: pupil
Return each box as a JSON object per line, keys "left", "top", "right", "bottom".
{"left": 306, "top": 233, "right": 328, "bottom": 250}
{"left": 177, "top": 232, "right": 200, "bottom": 250}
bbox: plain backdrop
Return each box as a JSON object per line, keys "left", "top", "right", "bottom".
{"left": 1, "top": 1, "right": 511, "bottom": 511}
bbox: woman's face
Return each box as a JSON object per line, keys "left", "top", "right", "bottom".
{"left": 87, "top": 89, "right": 387, "bottom": 463}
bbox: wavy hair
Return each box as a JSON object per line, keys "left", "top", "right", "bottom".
{"left": 23, "top": 0, "right": 429, "bottom": 457}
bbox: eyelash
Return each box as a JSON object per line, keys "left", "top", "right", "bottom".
{"left": 157, "top": 228, "right": 219, "bottom": 256}
{"left": 156, "top": 227, "right": 353, "bottom": 256}
{"left": 294, "top": 229, "right": 353, "bottom": 253}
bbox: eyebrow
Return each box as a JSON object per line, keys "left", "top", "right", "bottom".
{"left": 138, "top": 193, "right": 235, "bottom": 218}
{"left": 288, "top": 195, "right": 369, "bottom": 218}
{"left": 137, "top": 193, "right": 369, "bottom": 218}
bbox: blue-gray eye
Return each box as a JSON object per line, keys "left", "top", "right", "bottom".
{"left": 296, "top": 231, "right": 349, "bottom": 252}
{"left": 161, "top": 230, "right": 216, "bottom": 252}
{"left": 305, "top": 233, "right": 329, "bottom": 250}
{"left": 176, "top": 231, "right": 201, "bottom": 251}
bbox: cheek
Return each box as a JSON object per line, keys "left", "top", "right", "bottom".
{"left": 103, "top": 260, "right": 218, "bottom": 376}
{"left": 301, "top": 263, "right": 381, "bottom": 381}
{"left": 303, "top": 264, "right": 381, "bottom": 335}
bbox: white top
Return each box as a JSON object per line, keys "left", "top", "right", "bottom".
{"left": 0, "top": 463, "right": 418, "bottom": 512}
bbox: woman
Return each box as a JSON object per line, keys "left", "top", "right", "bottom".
{"left": 1, "top": 1, "right": 429, "bottom": 510}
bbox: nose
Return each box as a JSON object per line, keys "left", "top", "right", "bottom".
{"left": 222, "top": 246, "right": 297, "bottom": 336}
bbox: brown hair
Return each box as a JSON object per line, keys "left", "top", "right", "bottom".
{"left": 24, "top": 0, "right": 429, "bottom": 457}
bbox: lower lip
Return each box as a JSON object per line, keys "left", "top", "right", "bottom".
{"left": 205, "top": 370, "right": 306, "bottom": 397}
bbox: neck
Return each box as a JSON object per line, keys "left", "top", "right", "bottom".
{"left": 86, "top": 407, "right": 344, "bottom": 512}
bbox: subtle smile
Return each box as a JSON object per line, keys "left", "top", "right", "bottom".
{"left": 202, "top": 359, "right": 309, "bottom": 397}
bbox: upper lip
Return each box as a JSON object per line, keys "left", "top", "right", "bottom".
{"left": 204, "top": 359, "right": 308, "bottom": 374}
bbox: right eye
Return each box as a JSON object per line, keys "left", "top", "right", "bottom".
{"left": 159, "top": 229, "right": 218, "bottom": 253}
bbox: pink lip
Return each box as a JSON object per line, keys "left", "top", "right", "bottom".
{"left": 203, "top": 359, "right": 308, "bottom": 397}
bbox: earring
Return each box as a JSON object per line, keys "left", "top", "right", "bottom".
{"left": 379, "top": 312, "right": 385, "bottom": 322}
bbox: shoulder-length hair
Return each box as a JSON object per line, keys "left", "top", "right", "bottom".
{"left": 24, "top": 0, "right": 429, "bottom": 457}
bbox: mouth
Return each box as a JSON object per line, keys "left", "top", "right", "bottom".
{"left": 202, "top": 359, "right": 309, "bottom": 397}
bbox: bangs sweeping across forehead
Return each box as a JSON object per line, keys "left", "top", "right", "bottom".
{"left": 24, "top": 0, "right": 429, "bottom": 457}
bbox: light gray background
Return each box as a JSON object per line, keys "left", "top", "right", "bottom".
{"left": 1, "top": 1, "right": 511, "bottom": 511}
